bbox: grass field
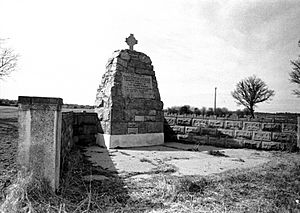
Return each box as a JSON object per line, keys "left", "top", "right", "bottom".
{"left": 0, "top": 106, "right": 18, "bottom": 202}
{"left": 1, "top": 106, "right": 300, "bottom": 212}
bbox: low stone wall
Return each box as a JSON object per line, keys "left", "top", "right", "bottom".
{"left": 164, "top": 116, "right": 298, "bottom": 150}
{"left": 61, "top": 112, "right": 74, "bottom": 172}
{"left": 72, "top": 112, "right": 99, "bottom": 145}
{"left": 60, "top": 111, "right": 99, "bottom": 177}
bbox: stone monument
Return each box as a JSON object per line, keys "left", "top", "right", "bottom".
{"left": 94, "top": 34, "right": 164, "bottom": 148}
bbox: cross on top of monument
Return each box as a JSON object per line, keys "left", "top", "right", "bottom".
{"left": 126, "top": 34, "right": 138, "bottom": 50}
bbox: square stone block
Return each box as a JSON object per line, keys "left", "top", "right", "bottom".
{"left": 235, "top": 130, "right": 252, "bottom": 140}
{"left": 243, "top": 122, "right": 261, "bottom": 131}
{"left": 244, "top": 140, "right": 261, "bottom": 149}
{"left": 192, "top": 118, "right": 208, "bottom": 127}
{"left": 224, "top": 120, "right": 242, "bottom": 130}
{"left": 272, "top": 132, "right": 293, "bottom": 143}
{"left": 218, "top": 129, "right": 234, "bottom": 138}
{"left": 171, "top": 126, "right": 185, "bottom": 134}
{"left": 208, "top": 119, "right": 224, "bottom": 128}
{"left": 164, "top": 117, "right": 176, "bottom": 126}
{"left": 261, "top": 142, "right": 284, "bottom": 150}
{"left": 252, "top": 131, "right": 271, "bottom": 141}
{"left": 282, "top": 123, "right": 297, "bottom": 133}
{"left": 201, "top": 128, "right": 217, "bottom": 136}
{"left": 177, "top": 134, "right": 190, "bottom": 142}
{"left": 261, "top": 123, "right": 282, "bottom": 132}
{"left": 185, "top": 126, "right": 201, "bottom": 134}
{"left": 176, "top": 117, "right": 192, "bottom": 126}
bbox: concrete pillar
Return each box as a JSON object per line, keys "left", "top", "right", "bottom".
{"left": 298, "top": 117, "right": 300, "bottom": 149}
{"left": 17, "top": 96, "right": 62, "bottom": 191}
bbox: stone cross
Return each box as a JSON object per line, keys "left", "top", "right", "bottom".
{"left": 126, "top": 34, "right": 138, "bottom": 50}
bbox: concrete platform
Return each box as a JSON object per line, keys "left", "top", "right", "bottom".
{"left": 82, "top": 142, "right": 272, "bottom": 181}
{"left": 95, "top": 133, "right": 164, "bottom": 148}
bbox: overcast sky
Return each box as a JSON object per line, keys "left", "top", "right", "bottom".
{"left": 0, "top": 0, "right": 300, "bottom": 112}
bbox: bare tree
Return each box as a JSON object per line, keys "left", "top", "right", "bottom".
{"left": 0, "top": 39, "right": 18, "bottom": 80}
{"left": 231, "top": 75, "right": 275, "bottom": 118}
{"left": 289, "top": 41, "right": 300, "bottom": 96}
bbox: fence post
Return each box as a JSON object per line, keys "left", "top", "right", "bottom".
{"left": 17, "top": 96, "right": 62, "bottom": 191}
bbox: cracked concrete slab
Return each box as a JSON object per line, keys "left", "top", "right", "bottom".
{"left": 82, "top": 142, "right": 272, "bottom": 181}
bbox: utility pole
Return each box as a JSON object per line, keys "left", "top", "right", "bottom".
{"left": 214, "top": 87, "right": 217, "bottom": 115}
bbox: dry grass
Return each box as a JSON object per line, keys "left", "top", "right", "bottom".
{"left": 1, "top": 147, "right": 300, "bottom": 212}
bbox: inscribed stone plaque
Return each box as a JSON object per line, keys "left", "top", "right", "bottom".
{"left": 128, "top": 128, "right": 138, "bottom": 134}
{"left": 122, "top": 73, "right": 154, "bottom": 99}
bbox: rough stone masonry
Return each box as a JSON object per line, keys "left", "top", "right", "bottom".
{"left": 94, "top": 35, "right": 164, "bottom": 148}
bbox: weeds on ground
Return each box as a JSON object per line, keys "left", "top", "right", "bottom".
{"left": 1, "top": 147, "right": 300, "bottom": 212}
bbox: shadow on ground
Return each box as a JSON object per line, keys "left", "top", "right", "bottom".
{"left": 118, "top": 142, "right": 225, "bottom": 152}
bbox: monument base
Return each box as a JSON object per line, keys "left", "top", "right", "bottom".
{"left": 96, "top": 133, "right": 164, "bottom": 148}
